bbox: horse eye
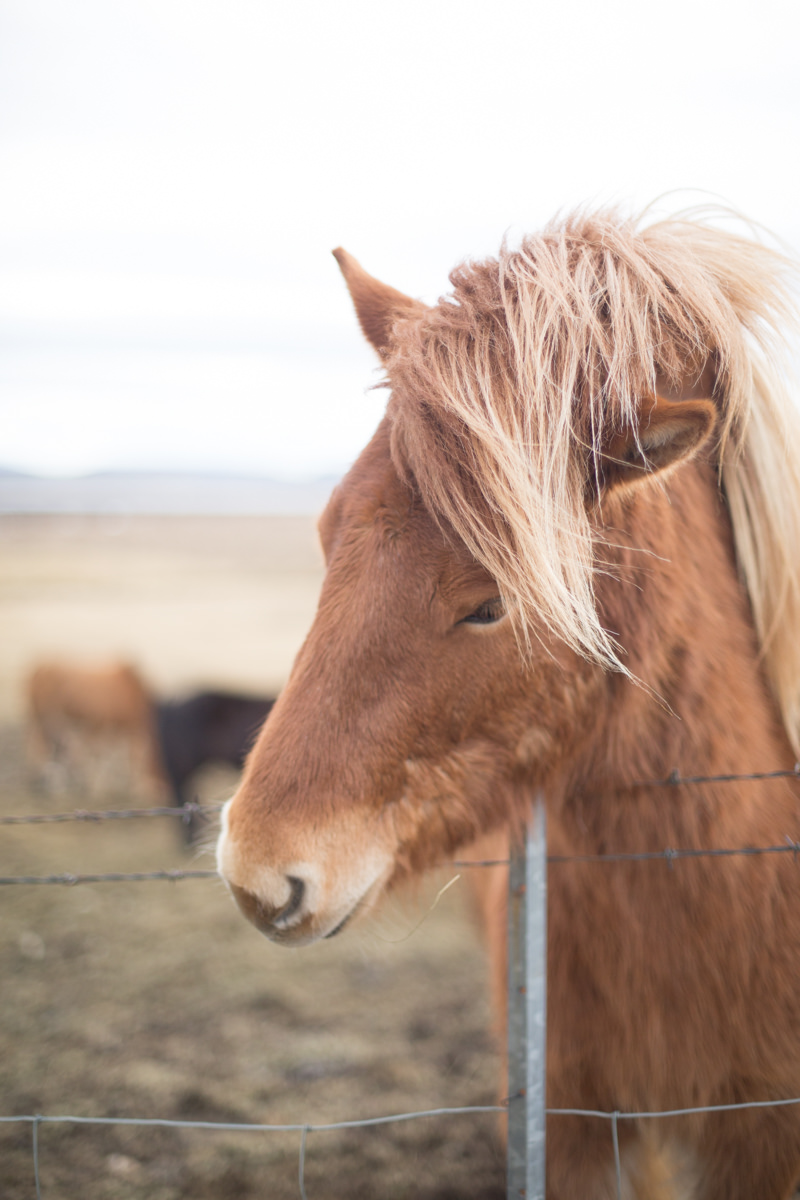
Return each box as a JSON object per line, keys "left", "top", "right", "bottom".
{"left": 460, "top": 598, "right": 506, "bottom": 625}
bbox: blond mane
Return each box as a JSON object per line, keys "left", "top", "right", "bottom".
{"left": 386, "top": 209, "right": 800, "bottom": 754}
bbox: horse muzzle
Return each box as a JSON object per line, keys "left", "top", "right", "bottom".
{"left": 215, "top": 797, "right": 396, "bottom": 946}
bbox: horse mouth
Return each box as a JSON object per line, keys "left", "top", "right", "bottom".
{"left": 228, "top": 884, "right": 367, "bottom": 946}
{"left": 323, "top": 910, "right": 355, "bottom": 939}
{"left": 323, "top": 882, "right": 380, "bottom": 940}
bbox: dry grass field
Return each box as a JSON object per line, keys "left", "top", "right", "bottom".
{"left": 0, "top": 515, "right": 505, "bottom": 1200}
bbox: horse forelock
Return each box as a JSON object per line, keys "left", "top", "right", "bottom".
{"left": 383, "top": 207, "right": 800, "bottom": 752}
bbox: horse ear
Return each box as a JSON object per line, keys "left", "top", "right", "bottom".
{"left": 332, "top": 248, "right": 427, "bottom": 358}
{"left": 597, "top": 396, "right": 717, "bottom": 496}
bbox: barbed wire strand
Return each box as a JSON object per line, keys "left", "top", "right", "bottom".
{"left": 461, "top": 840, "right": 800, "bottom": 868}
{"left": 611, "top": 1112, "right": 621, "bottom": 1200}
{"left": 547, "top": 842, "right": 800, "bottom": 865}
{"left": 644, "top": 765, "right": 800, "bottom": 787}
{"left": 0, "top": 869, "right": 219, "bottom": 886}
{"left": 458, "top": 838, "right": 800, "bottom": 868}
{"left": 2, "top": 763, "right": 799, "bottom": 830}
{"left": 0, "top": 802, "right": 221, "bottom": 826}
{"left": 5, "top": 841, "right": 800, "bottom": 887}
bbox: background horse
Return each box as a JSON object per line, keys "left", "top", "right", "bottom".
{"left": 155, "top": 689, "right": 275, "bottom": 841}
{"left": 218, "top": 210, "right": 800, "bottom": 1198}
{"left": 27, "top": 658, "right": 162, "bottom": 798}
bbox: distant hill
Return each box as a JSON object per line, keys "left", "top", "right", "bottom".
{"left": 0, "top": 469, "right": 339, "bottom": 515}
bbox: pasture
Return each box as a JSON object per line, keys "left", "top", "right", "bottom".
{"left": 0, "top": 515, "right": 504, "bottom": 1199}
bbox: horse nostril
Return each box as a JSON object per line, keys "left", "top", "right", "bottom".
{"left": 228, "top": 876, "right": 307, "bottom": 935}
{"left": 276, "top": 875, "right": 305, "bottom": 926}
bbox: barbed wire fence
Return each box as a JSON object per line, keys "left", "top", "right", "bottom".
{"left": 4, "top": 767, "right": 800, "bottom": 1199}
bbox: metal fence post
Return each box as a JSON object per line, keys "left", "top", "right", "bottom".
{"left": 507, "top": 793, "right": 547, "bottom": 1200}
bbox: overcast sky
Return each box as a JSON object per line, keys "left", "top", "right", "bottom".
{"left": 2, "top": 0, "right": 799, "bottom": 479}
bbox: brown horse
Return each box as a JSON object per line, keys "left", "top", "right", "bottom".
{"left": 217, "top": 209, "right": 800, "bottom": 1198}
{"left": 27, "top": 659, "right": 163, "bottom": 798}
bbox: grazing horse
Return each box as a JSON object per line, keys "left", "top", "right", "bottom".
{"left": 154, "top": 690, "right": 275, "bottom": 841}
{"left": 27, "top": 659, "right": 162, "bottom": 797}
{"left": 217, "top": 210, "right": 800, "bottom": 1198}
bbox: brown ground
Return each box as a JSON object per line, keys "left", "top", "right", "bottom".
{"left": 0, "top": 515, "right": 506, "bottom": 1200}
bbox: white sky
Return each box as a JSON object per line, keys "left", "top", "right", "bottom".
{"left": 2, "top": 0, "right": 799, "bottom": 478}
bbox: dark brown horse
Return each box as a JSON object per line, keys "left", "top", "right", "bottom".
{"left": 218, "top": 210, "right": 800, "bottom": 1198}
{"left": 155, "top": 690, "right": 275, "bottom": 842}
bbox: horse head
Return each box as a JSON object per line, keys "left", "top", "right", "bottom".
{"left": 217, "top": 224, "right": 727, "bottom": 946}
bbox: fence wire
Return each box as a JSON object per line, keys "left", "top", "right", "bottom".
{"left": 2, "top": 1106, "right": 505, "bottom": 1200}
{"left": 3, "top": 841, "right": 800, "bottom": 887}
{"left": 0, "top": 800, "right": 220, "bottom": 825}
{"left": 6, "top": 1095, "right": 800, "bottom": 1200}
{"left": 3, "top": 764, "right": 800, "bottom": 886}
{"left": 2, "top": 762, "right": 799, "bottom": 829}
{"left": 0, "top": 868, "right": 219, "bottom": 885}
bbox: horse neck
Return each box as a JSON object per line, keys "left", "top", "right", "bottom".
{"left": 553, "top": 459, "right": 795, "bottom": 847}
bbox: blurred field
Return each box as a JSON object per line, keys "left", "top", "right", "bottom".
{"left": 0, "top": 514, "right": 328, "bottom": 721}
{"left": 0, "top": 515, "right": 505, "bottom": 1199}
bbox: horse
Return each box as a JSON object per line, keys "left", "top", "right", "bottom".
{"left": 26, "top": 659, "right": 163, "bottom": 798}
{"left": 154, "top": 690, "right": 275, "bottom": 842}
{"left": 216, "top": 208, "right": 800, "bottom": 1198}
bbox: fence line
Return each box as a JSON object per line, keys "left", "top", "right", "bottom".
{"left": 6, "top": 1093, "right": 800, "bottom": 1131}
{"left": 2, "top": 761, "right": 799, "bottom": 828}
{"left": 0, "top": 1105, "right": 505, "bottom": 1133}
{"left": 637, "top": 765, "right": 800, "bottom": 787}
{"left": 5, "top": 767, "right": 800, "bottom": 1195}
{"left": 0, "top": 1106, "right": 505, "bottom": 1200}
{"left": 4, "top": 840, "right": 800, "bottom": 888}
{"left": 0, "top": 868, "right": 219, "bottom": 885}
{"left": 7, "top": 1094, "right": 800, "bottom": 1200}
{"left": 0, "top": 801, "right": 220, "bottom": 825}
